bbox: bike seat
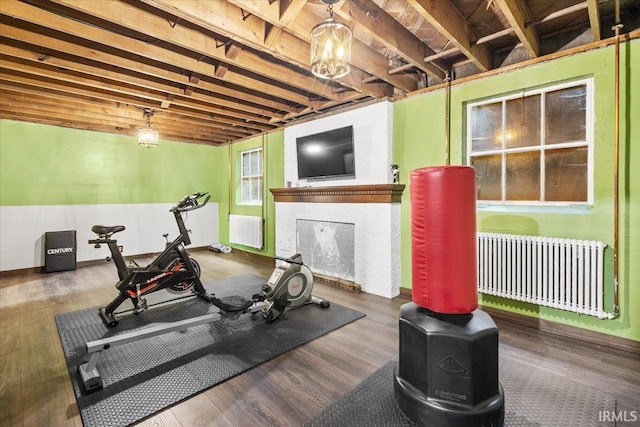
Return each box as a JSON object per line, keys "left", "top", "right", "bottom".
{"left": 211, "top": 295, "right": 254, "bottom": 313}
{"left": 91, "top": 225, "right": 125, "bottom": 235}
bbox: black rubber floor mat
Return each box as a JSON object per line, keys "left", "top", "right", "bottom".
{"left": 55, "top": 274, "right": 365, "bottom": 427}
{"left": 305, "top": 357, "right": 617, "bottom": 427}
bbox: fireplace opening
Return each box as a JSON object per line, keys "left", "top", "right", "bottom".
{"left": 296, "top": 219, "right": 355, "bottom": 281}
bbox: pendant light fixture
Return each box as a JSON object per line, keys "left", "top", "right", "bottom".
{"left": 310, "top": 0, "right": 352, "bottom": 79}
{"left": 138, "top": 108, "right": 159, "bottom": 148}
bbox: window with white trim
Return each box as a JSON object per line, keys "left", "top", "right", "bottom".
{"left": 467, "top": 79, "right": 593, "bottom": 205}
{"left": 240, "top": 148, "right": 263, "bottom": 204}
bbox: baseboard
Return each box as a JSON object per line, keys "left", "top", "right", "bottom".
{"left": 398, "top": 287, "right": 639, "bottom": 355}
{"left": 314, "top": 273, "right": 361, "bottom": 292}
{"left": 220, "top": 247, "right": 275, "bottom": 267}
{"left": 0, "top": 246, "right": 212, "bottom": 280}
{"left": 482, "top": 306, "right": 640, "bottom": 355}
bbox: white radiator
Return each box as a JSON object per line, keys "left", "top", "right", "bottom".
{"left": 229, "top": 214, "right": 263, "bottom": 249}
{"left": 477, "top": 233, "right": 613, "bottom": 319}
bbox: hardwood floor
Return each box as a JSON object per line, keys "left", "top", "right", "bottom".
{"left": 1, "top": 250, "right": 638, "bottom": 426}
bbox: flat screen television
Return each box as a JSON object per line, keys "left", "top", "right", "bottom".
{"left": 296, "top": 126, "right": 355, "bottom": 180}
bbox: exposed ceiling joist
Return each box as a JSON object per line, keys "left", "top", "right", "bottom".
{"left": 408, "top": 0, "right": 493, "bottom": 72}
{"left": 0, "top": 0, "right": 637, "bottom": 145}
{"left": 495, "top": 0, "right": 541, "bottom": 58}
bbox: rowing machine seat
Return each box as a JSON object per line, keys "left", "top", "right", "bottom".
{"left": 211, "top": 295, "right": 254, "bottom": 313}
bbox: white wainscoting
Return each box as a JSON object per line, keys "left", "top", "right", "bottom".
{"left": 0, "top": 203, "right": 218, "bottom": 271}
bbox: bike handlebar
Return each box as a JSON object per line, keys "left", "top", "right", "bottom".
{"left": 171, "top": 192, "right": 210, "bottom": 212}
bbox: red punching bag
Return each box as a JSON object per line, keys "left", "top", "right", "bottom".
{"left": 410, "top": 166, "right": 478, "bottom": 314}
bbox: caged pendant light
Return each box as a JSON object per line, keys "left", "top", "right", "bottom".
{"left": 310, "top": 0, "right": 352, "bottom": 79}
{"left": 138, "top": 108, "right": 159, "bottom": 148}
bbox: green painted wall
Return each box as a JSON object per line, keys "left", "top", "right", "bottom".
{"left": 214, "top": 132, "right": 284, "bottom": 258}
{"left": 0, "top": 120, "right": 217, "bottom": 205}
{"left": 393, "top": 39, "right": 639, "bottom": 341}
{"left": 0, "top": 119, "right": 283, "bottom": 260}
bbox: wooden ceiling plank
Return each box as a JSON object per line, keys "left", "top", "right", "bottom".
{"left": 1, "top": 99, "right": 133, "bottom": 128}
{"left": 264, "top": 0, "right": 307, "bottom": 49}
{"left": 0, "top": 99, "right": 224, "bottom": 143}
{"left": 0, "top": 68, "right": 273, "bottom": 133}
{"left": 279, "top": 0, "right": 307, "bottom": 24}
{"left": 278, "top": 92, "right": 373, "bottom": 123}
{"left": 0, "top": 37, "right": 287, "bottom": 120}
{"left": 0, "top": 19, "right": 305, "bottom": 119}
{"left": 335, "top": 0, "right": 447, "bottom": 80}
{"left": 0, "top": 82, "right": 256, "bottom": 137}
{"left": 408, "top": 0, "right": 492, "bottom": 72}
{"left": 264, "top": 24, "right": 284, "bottom": 48}
{"left": 225, "top": 42, "right": 243, "bottom": 60}
{"left": 1, "top": 0, "right": 325, "bottom": 107}
{"left": 494, "top": 0, "right": 540, "bottom": 58}
{"left": 141, "top": 0, "right": 394, "bottom": 99}
{"left": 49, "top": 0, "right": 344, "bottom": 102}
{"left": 0, "top": 55, "right": 276, "bottom": 127}
{"left": 586, "top": 0, "right": 601, "bottom": 42}
{"left": 225, "top": 0, "right": 419, "bottom": 93}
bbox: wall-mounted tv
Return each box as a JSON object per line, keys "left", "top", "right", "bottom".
{"left": 296, "top": 125, "right": 355, "bottom": 181}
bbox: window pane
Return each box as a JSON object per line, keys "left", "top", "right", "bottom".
{"left": 545, "top": 85, "right": 586, "bottom": 145}
{"left": 545, "top": 147, "right": 588, "bottom": 202}
{"left": 250, "top": 177, "right": 259, "bottom": 201}
{"left": 251, "top": 151, "right": 260, "bottom": 176}
{"left": 471, "top": 102, "right": 502, "bottom": 152}
{"left": 506, "top": 151, "right": 540, "bottom": 201}
{"left": 472, "top": 155, "right": 502, "bottom": 200}
{"left": 505, "top": 94, "right": 540, "bottom": 149}
{"left": 242, "top": 153, "right": 250, "bottom": 176}
{"left": 241, "top": 179, "right": 250, "bottom": 201}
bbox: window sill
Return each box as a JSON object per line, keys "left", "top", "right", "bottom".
{"left": 476, "top": 202, "right": 594, "bottom": 215}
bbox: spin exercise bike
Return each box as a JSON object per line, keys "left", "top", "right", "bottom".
{"left": 89, "top": 192, "right": 212, "bottom": 327}
{"left": 79, "top": 252, "right": 329, "bottom": 393}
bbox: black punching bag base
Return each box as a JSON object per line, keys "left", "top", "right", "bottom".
{"left": 393, "top": 303, "right": 505, "bottom": 427}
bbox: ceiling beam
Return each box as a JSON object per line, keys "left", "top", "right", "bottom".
{"left": 586, "top": 0, "right": 601, "bottom": 41}
{"left": 408, "top": 0, "right": 492, "bottom": 72}
{"left": 224, "top": 0, "right": 419, "bottom": 93}
{"left": 335, "top": 0, "right": 447, "bottom": 81}
{"left": 138, "top": 0, "right": 393, "bottom": 98}
{"left": 0, "top": 36, "right": 285, "bottom": 121}
{"left": 46, "top": 0, "right": 346, "bottom": 103}
{"left": 264, "top": 0, "right": 307, "bottom": 48}
{"left": 0, "top": 1, "right": 315, "bottom": 112}
{"left": 0, "top": 92, "right": 239, "bottom": 141}
{"left": 0, "top": 64, "right": 273, "bottom": 134}
{"left": 494, "top": 0, "right": 540, "bottom": 58}
{"left": 0, "top": 81, "right": 256, "bottom": 138}
{"left": 0, "top": 54, "right": 276, "bottom": 127}
{"left": 0, "top": 85, "right": 253, "bottom": 139}
{"left": 0, "top": 91, "right": 232, "bottom": 144}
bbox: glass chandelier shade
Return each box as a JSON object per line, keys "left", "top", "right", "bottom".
{"left": 138, "top": 127, "right": 159, "bottom": 148}
{"left": 138, "top": 110, "right": 159, "bottom": 148}
{"left": 310, "top": 14, "right": 352, "bottom": 79}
